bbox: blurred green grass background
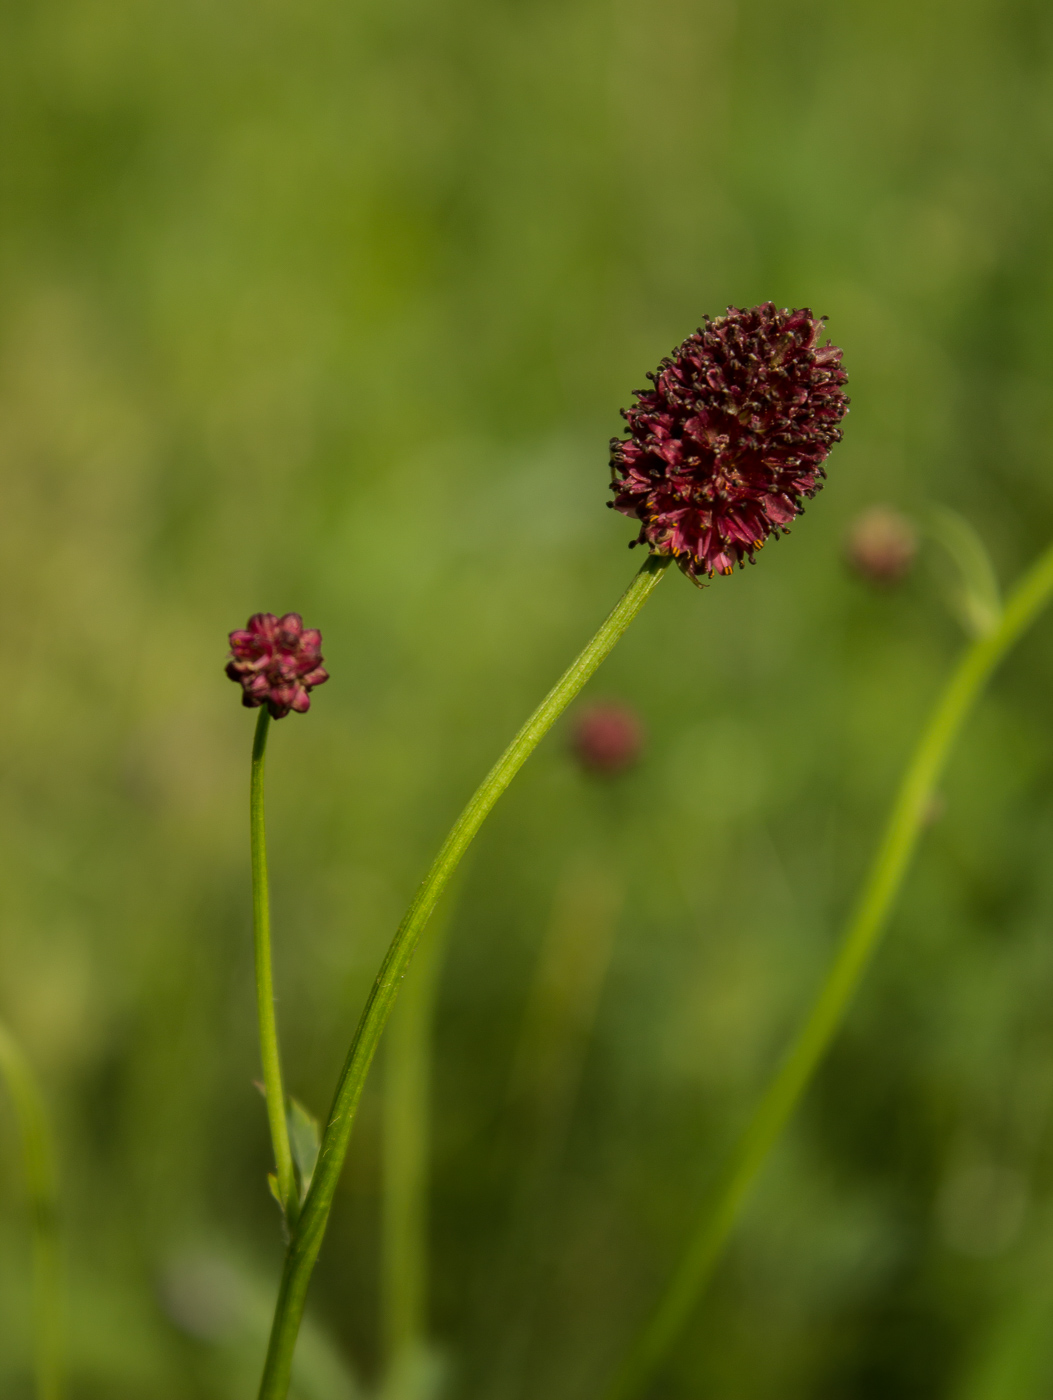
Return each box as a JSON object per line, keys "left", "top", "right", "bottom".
{"left": 3, "top": 0, "right": 1053, "bottom": 1395}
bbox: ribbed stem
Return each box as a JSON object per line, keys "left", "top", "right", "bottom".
{"left": 605, "top": 538, "right": 1053, "bottom": 1400}
{"left": 251, "top": 707, "right": 297, "bottom": 1222}
{"left": 257, "top": 553, "right": 672, "bottom": 1400}
{"left": 0, "top": 1019, "right": 63, "bottom": 1400}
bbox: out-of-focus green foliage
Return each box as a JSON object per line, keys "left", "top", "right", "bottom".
{"left": 2, "top": 0, "right": 1053, "bottom": 1395}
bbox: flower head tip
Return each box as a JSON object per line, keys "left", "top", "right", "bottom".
{"left": 610, "top": 303, "right": 848, "bottom": 583}
{"left": 226, "top": 613, "right": 329, "bottom": 719}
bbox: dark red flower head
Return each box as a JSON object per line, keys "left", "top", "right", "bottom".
{"left": 572, "top": 702, "right": 644, "bottom": 776}
{"left": 610, "top": 304, "right": 848, "bottom": 583}
{"left": 226, "top": 613, "right": 329, "bottom": 719}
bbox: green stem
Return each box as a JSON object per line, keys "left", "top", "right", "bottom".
{"left": 605, "top": 538, "right": 1053, "bottom": 1400}
{"left": 258, "top": 552, "right": 672, "bottom": 1400}
{"left": 0, "top": 1019, "right": 63, "bottom": 1400}
{"left": 251, "top": 707, "right": 296, "bottom": 1222}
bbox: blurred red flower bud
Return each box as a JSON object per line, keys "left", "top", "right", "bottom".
{"left": 610, "top": 304, "right": 848, "bottom": 583}
{"left": 226, "top": 613, "right": 329, "bottom": 719}
{"left": 845, "top": 506, "right": 917, "bottom": 585}
{"left": 572, "top": 702, "right": 644, "bottom": 776}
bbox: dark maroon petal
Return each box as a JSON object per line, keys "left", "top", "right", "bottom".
{"left": 292, "top": 653, "right": 320, "bottom": 677}
{"left": 272, "top": 654, "right": 300, "bottom": 681}
{"left": 301, "top": 665, "right": 329, "bottom": 688}
{"left": 249, "top": 613, "right": 279, "bottom": 639}
{"left": 266, "top": 687, "right": 295, "bottom": 719}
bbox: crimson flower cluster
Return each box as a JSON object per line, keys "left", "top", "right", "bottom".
{"left": 610, "top": 303, "right": 849, "bottom": 582}
{"left": 226, "top": 613, "right": 329, "bottom": 719}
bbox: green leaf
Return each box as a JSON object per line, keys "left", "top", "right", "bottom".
{"left": 267, "top": 1171, "right": 282, "bottom": 1208}
{"left": 287, "top": 1098, "right": 321, "bottom": 1203}
{"left": 927, "top": 505, "right": 1003, "bottom": 638}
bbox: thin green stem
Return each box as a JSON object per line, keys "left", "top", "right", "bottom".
{"left": 251, "top": 706, "right": 296, "bottom": 1222}
{"left": 604, "top": 538, "right": 1053, "bottom": 1400}
{"left": 258, "top": 552, "right": 672, "bottom": 1400}
{"left": 0, "top": 1019, "right": 62, "bottom": 1400}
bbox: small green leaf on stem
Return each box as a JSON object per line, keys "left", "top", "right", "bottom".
{"left": 927, "top": 504, "right": 1003, "bottom": 638}
{"left": 287, "top": 1099, "right": 321, "bottom": 1203}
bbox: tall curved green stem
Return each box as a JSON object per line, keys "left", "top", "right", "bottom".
{"left": 251, "top": 707, "right": 296, "bottom": 1221}
{"left": 604, "top": 538, "right": 1053, "bottom": 1400}
{"left": 258, "top": 553, "right": 672, "bottom": 1400}
{"left": 0, "top": 1019, "right": 62, "bottom": 1400}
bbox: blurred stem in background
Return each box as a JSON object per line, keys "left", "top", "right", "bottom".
{"left": 258, "top": 552, "right": 672, "bottom": 1400}
{"left": 487, "top": 859, "right": 623, "bottom": 1400}
{"left": 0, "top": 1018, "right": 62, "bottom": 1400}
{"left": 251, "top": 707, "right": 297, "bottom": 1223}
{"left": 381, "top": 880, "right": 462, "bottom": 1400}
{"left": 952, "top": 1200, "right": 1053, "bottom": 1400}
{"left": 605, "top": 537, "right": 1053, "bottom": 1400}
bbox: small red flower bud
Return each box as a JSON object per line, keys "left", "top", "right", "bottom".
{"left": 610, "top": 304, "right": 848, "bottom": 583}
{"left": 226, "top": 613, "right": 329, "bottom": 719}
{"left": 572, "top": 703, "right": 644, "bottom": 776}
{"left": 845, "top": 505, "right": 917, "bottom": 585}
